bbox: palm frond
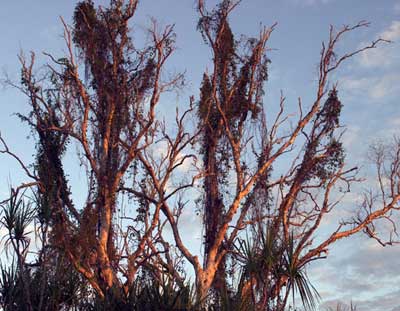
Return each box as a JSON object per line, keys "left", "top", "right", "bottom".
{"left": 283, "top": 233, "right": 320, "bottom": 311}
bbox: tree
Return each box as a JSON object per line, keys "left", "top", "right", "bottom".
{"left": 197, "top": 0, "right": 270, "bottom": 299}
{"left": 6, "top": 0, "right": 185, "bottom": 299}
{"left": 0, "top": 0, "right": 398, "bottom": 309}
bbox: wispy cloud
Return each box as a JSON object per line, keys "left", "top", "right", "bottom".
{"left": 358, "top": 21, "right": 400, "bottom": 68}
{"left": 341, "top": 73, "right": 400, "bottom": 100}
{"left": 381, "top": 20, "right": 400, "bottom": 41}
{"left": 369, "top": 73, "right": 400, "bottom": 99}
{"left": 312, "top": 237, "right": 400, "bottom": 310}
{"left": 375, "top": 116, "right": 400, "bottom": 139}
{"left": 337, "top": 20, "right": 400, "bottom": 110}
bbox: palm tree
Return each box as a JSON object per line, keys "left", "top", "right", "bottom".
{"left": 235, "top": 225, "right": 319, "bottom": 310}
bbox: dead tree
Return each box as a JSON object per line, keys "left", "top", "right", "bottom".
{"left": 196, "top": 0, "right": 270, "bottom": 298}
{"left": 6, "top": 0, "right": 186, "bottom": 298}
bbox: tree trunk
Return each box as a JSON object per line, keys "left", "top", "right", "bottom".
{"left": 195, "top": 266, "right": 218, "bottom": 305}
{"left": 203, "top": 135, "right": 228, "bottom": 296}
{"left": 97, "top": 185, "right": 116, "bottom": 290}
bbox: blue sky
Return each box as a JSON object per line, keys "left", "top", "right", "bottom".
{"left": 0, "top": 1, "right": 399, "bottom": 310}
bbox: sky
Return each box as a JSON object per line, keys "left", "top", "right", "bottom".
{"left": 0, "top": 0, "right": 399, "bottom": 310}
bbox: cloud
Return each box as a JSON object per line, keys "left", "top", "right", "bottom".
{"left": 358, "top": 21, "right": 400, "bottom": 68}
{"left": 311, "top": 237, "right": 400, "bottom": 310}
{"left": 319, "top": 300, "right": 355, "bottom": 310}
{"left": 371, "top": 116, "right": 400, "bottom": 140}
{"left": 341, "top": 73, "right": 400, "bottom": 100}
{"left": 369, "top": 74, "right": 400, "bottom": 99}
{"left": 380, "top": 21, "right": 400, "bottom": 41}
{"left": 355, "top": 290, "right": 400, "bottom": 311}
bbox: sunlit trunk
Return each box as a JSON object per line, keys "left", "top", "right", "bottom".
{"left": 97, "top": 184, "right": 116, "bottom": 290}
{"left": 203, "top": 135, "right": 228, "bottom": 295}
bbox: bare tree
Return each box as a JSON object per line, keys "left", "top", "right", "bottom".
{"left": 6, "top": 0, "right": 187, "bottom": 299}
{"left": 196, "top": 0, "right": 271, "bottom": 299}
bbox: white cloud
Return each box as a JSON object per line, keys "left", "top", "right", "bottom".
{"left": 358, "top": 21, "right": 400, "bottom": 68}
{"left": 381, "top": 20, "right": 400, "bottom": 41}
{"left": 358, "top": 44, "right": 395, "bottom": 68}
{"left": 341, "top": 77, "right": 370, "bottom": 92}
{"left": 320, "top": 300, "right": 354, "bottom": 310}
{"left": 311, "top": 236, "right": 400, "bottom": 310}
{"left": 341, "top": 73, "right": 400, "bottom": 100}
{"left": 376, "top": 116, "right": 400, "bottom": 138}
{"left": 357, "top": 290, "right": 400, "bottom": 311}
{"left": 369, "top": 74, "right": 400, "bottom": 99}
